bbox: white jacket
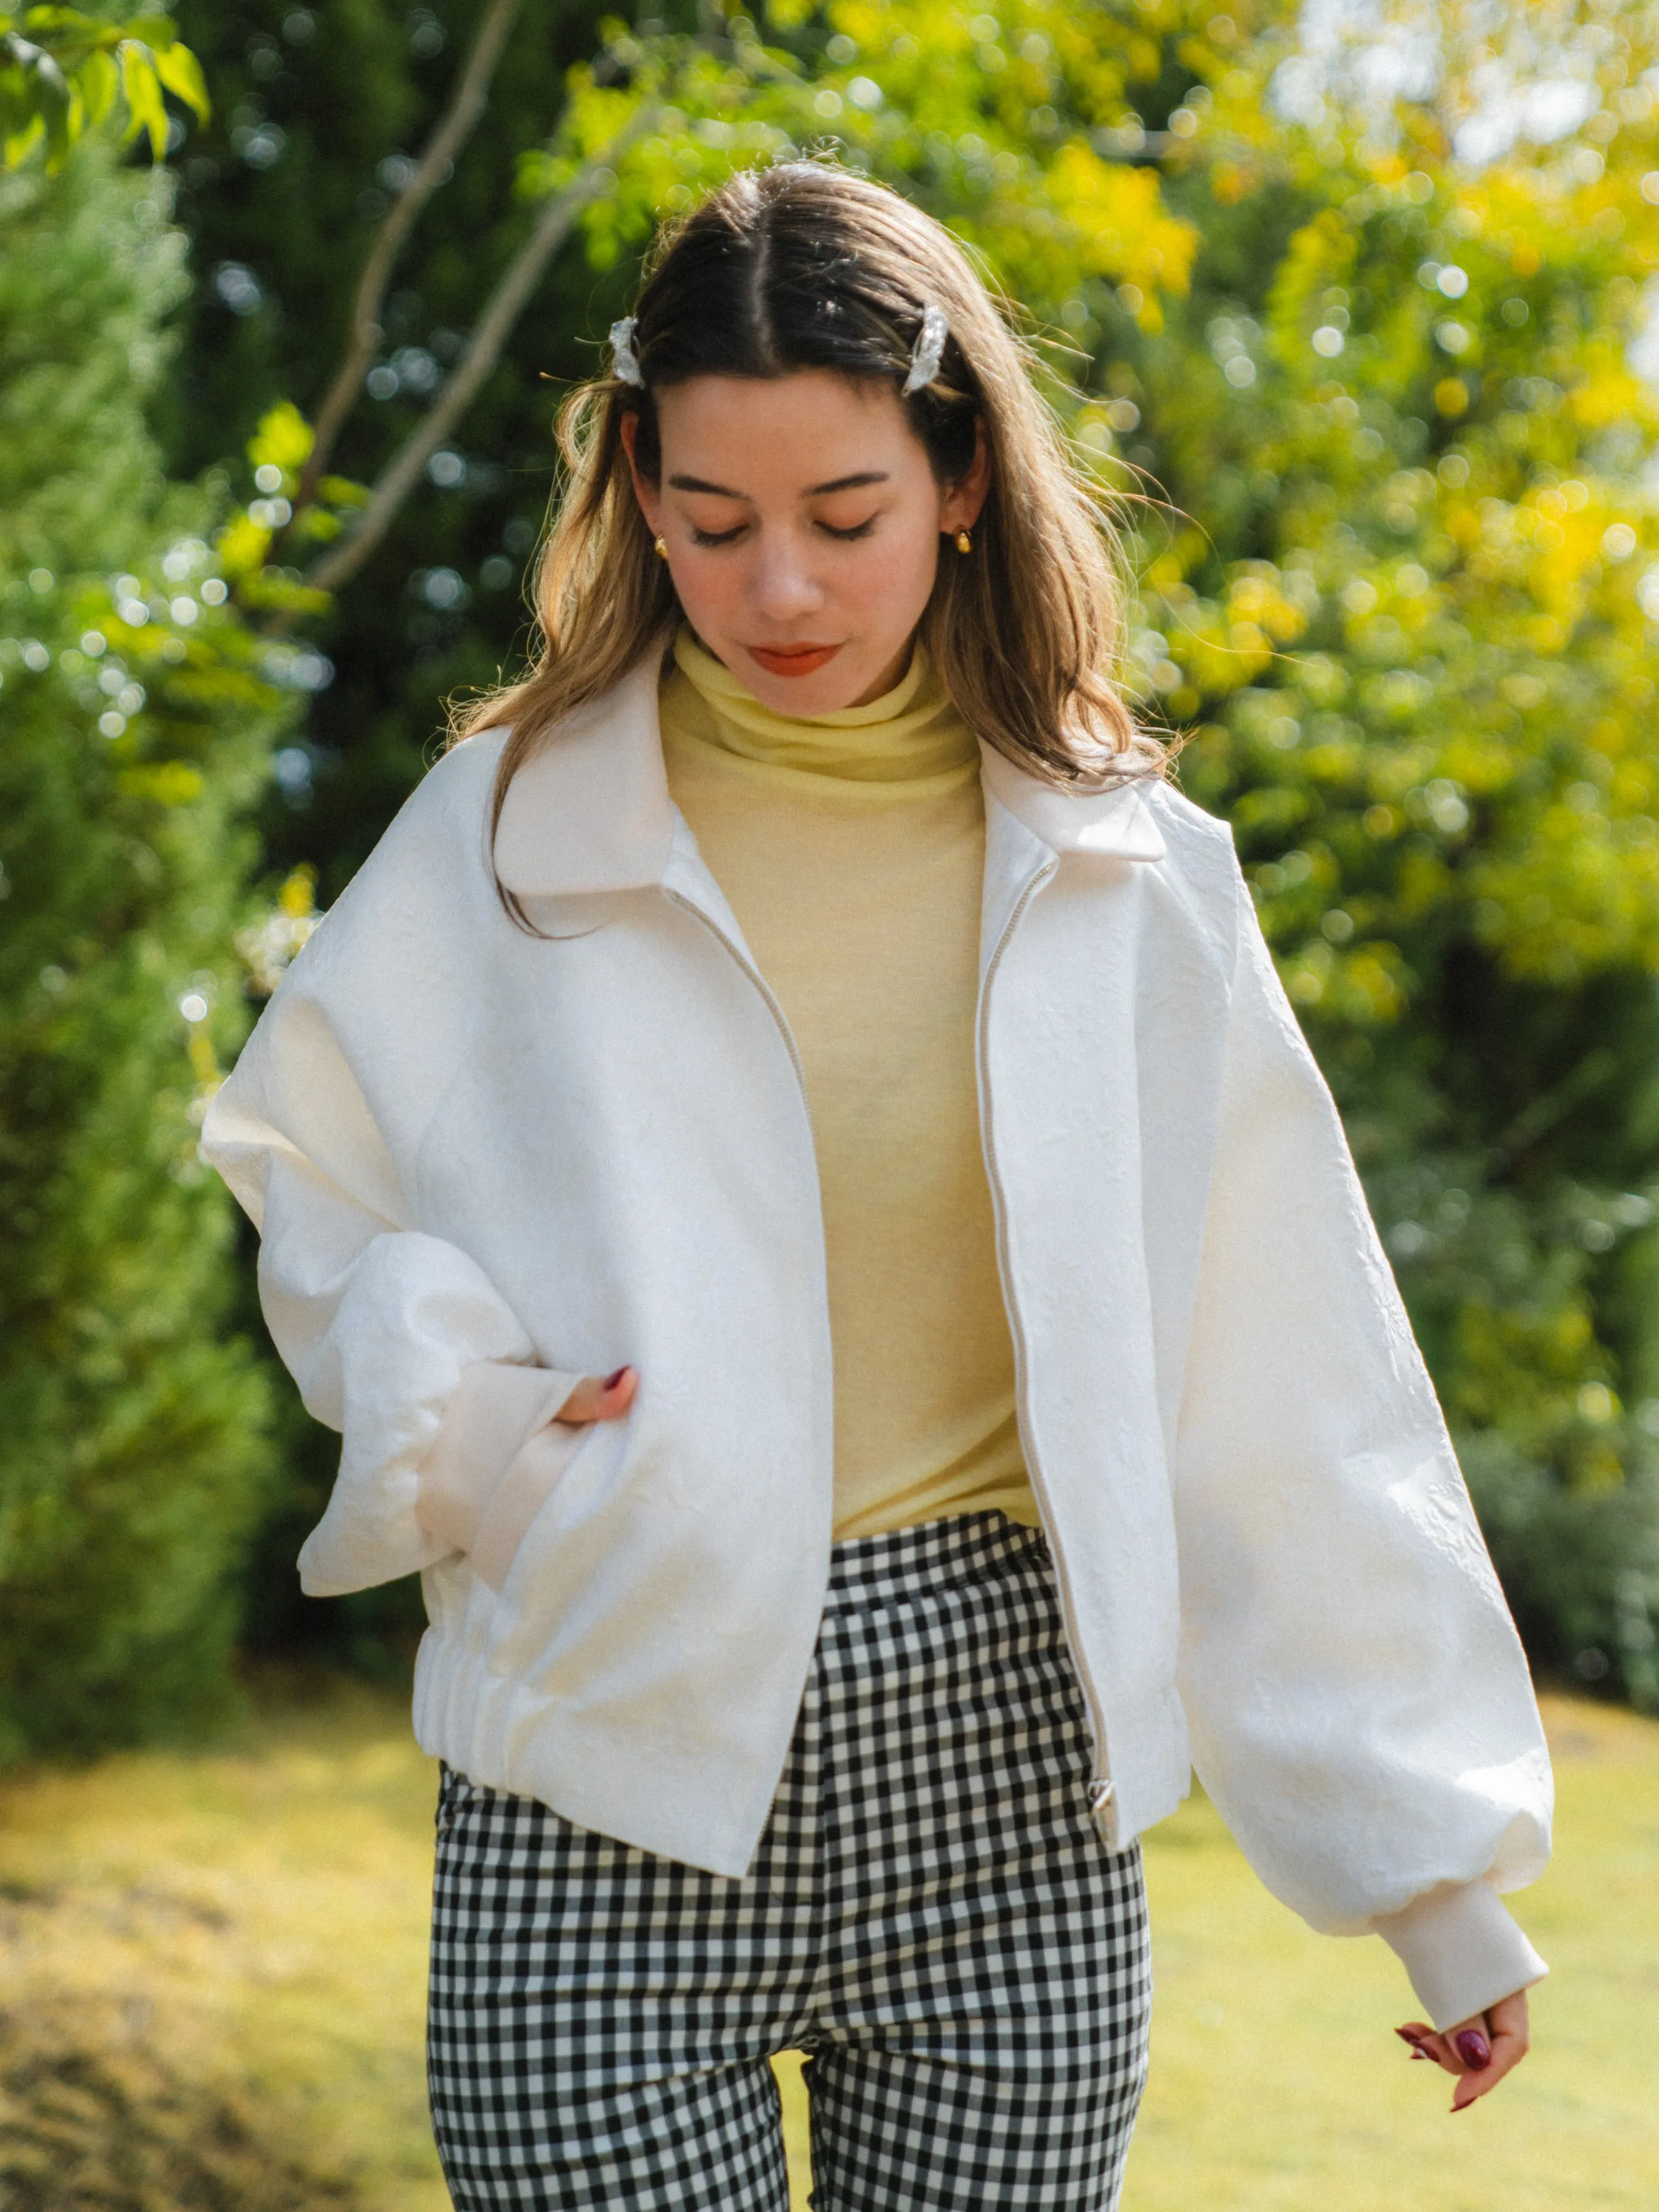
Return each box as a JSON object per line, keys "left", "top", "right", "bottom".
{"left": 201, "top": 655, "right": 1552, "bottom": 2030}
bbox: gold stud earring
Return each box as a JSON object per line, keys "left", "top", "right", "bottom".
{"left": 954, "top": 527, "right": 973, "bottom": 554}
{"left": 653, "top": 534, "right": 668, "bottom": 561}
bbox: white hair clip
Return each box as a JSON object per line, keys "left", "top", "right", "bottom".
{"left": 902, "top": 303, "right": 949, "bottom": 396}
{"left": 609, "top": 315, "right": 644, "bottom": 387}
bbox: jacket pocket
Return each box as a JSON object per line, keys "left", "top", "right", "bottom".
{"left": 415, "top": 1359, "right": 584, "bottom": 1564}
{"left": 469, "top": 1415, "right": 601, "bottom": 1592}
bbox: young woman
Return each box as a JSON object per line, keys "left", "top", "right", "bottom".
{"left": 203, "top": 161, "right": 1552, "bottom": 2211}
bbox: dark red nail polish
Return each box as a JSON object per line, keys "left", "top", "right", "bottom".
{"left": 1454, "top": 2030, "right": 1491, "bottom": 2071}
{"left": 1395, "top": 2027, "right": 1425, "bottom": 2047}
{"left": 604, "top": 1366, "right": 629, "bottom": 1390}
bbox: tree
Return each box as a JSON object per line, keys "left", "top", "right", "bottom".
{"left": 0, "top": 137, "right": 295, "bottom": 1755}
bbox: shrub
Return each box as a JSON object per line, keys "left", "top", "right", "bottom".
{"left": 0, "top": 143, "right": 293, "bottom": 1757}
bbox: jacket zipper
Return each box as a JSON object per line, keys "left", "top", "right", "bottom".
{"left": 672, "top": 874, "right": 1120, "bottom": 1843}
{"left": 975, "top": 862, "right": 1120, "bottom": 1847}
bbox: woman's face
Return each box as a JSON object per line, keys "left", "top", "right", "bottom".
{"left": 622, "top": 369, "right": 988, "bottom": 714}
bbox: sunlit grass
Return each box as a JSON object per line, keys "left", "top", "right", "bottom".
{"left": 1126, "top": 1693, "right": 1659, "bottom": 2211}
{"left": 0, "top": 1685, "right": 1653, "bottom": 2209}
{"left": 0, "top": 1674, "right": 447, "bottom": 2211}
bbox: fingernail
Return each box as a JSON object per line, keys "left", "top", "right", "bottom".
{"left": 1395, "top": 2027, "right": 1425, "bottom": 2047}
{"left": 1454, "top": 2030, "right": 1491, "bottom": 2071}
{"left": 604, "top": 1366, "right": 629, "bottom": 1390}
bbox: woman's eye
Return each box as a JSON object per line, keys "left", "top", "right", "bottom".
{"left": 683, "top": 515, "right": 877, "bottom": 546}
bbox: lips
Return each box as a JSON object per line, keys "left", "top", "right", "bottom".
{"left": 745, "top": 642, "right": 843, "bottom": 679}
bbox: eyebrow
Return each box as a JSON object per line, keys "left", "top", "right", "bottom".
{"left": 666, "top": 470, "right": 891, "bottom": 499}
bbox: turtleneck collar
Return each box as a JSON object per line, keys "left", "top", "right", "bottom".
{"left": 670, "top": 623, "right": 979, "bottom": 787}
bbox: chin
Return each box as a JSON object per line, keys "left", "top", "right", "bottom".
{"left": 758, "top": 675, "right": 860, "bottom": 714}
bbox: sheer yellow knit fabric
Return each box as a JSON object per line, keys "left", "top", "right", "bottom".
{"left": 660, "top": 624, "right": 1038, "bottom": 1542}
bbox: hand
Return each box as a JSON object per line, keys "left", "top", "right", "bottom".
{"left": 554, "top": 1367, "right": 638, "bottom": 1424}
{"left": 1395, "top": 1988, "right": 1530, "bottom": 2111}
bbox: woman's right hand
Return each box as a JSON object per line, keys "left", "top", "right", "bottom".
{"left": 555, "top": 1367, "right": 638, "bottom": 1423}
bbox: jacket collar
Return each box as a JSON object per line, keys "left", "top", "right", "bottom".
{"left": 491, "top": 652, "right": 1167, "bottom": 898}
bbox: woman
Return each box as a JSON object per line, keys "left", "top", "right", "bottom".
{"left": 202, "top": 161, "right": 1552, "bottom": 2211}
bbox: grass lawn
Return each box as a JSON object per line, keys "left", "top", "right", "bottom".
{"left": 0, "top": 1675, "right": 444, "bottom": 2211}
{"left": 0, "top": 1681, "right": 1651, "bottom": 2209}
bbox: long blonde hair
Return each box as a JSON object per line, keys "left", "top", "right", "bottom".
{"left": 456, "top": 159, "right": 1158, "bottom": 849}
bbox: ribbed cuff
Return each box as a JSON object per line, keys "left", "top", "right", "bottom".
{"left": 1372, "top": 1879, "right": 1548, "bottom": 2030}
{"left": 416, "top": 1360, "right": 583, "bottom": 1561}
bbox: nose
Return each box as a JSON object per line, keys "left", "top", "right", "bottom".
{"left": 747, "top": 528, "right": 825, "bottom": 627}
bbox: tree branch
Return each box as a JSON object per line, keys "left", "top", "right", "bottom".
{"left": 288, "top": 0, "right": 525, "bottom": 528}
{"left": 302, "top": 106, "right": 660, "bottom": 600}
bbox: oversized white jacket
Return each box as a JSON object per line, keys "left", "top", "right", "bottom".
{"left": 201, "top": 654, "right": 1552, "bottom": 2030}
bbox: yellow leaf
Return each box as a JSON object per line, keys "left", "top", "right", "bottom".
{"left": 1044, "top": 139, "right": 1197, "bottom": 302}
{"left": 248, "top": 400, "right": 315, "bottom": 478}
{"left": 79, "top": 50, "right": 119, "bottom": 129}
{"left": 278, "top": 865, "right": 318, "bottom": 920}
{"left": 118, "top": 763, "right": 204, "bottom": 806}
{"left": 154, "top": 37, "right": 209, "bottom": 123}
{"left": 188, "top": 1029, "right": 220, "bottom": 1085}
{"left": 118, "top": 43, "right": 168, "bottom": 160}
{"left": 215, "top": 514, "right": 272, "bottom": 581}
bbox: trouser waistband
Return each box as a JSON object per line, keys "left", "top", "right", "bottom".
{"left": 823, "top": 1507, "right": 1049, "bottom": 1608}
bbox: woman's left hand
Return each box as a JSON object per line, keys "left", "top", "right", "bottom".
{"left": 1395, "top": 1988, "right": 1530, "bottom": 2110}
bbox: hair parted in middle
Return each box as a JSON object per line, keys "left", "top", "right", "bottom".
{"left": 460, "top": 157, "right": 1160, "bottom": 836}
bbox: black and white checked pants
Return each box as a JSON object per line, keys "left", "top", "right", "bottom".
{"left": 428, "top": 1510, "right": 1151, "bottom": 2209}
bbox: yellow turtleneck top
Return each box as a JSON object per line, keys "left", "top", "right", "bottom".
{"left": 659, "top": 623, "right": 1039, "bottom": 1542}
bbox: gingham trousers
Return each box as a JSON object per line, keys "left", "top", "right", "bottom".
{"left": 428, "top": 1510, "right": 1152, "bottom": 2209}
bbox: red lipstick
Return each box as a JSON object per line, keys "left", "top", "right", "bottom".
{"left": 745, "top": 642, "right": 842, "bottom": 679}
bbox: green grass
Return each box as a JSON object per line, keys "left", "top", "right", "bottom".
{"left": 0, "top": 1681, "right": 1653, "bottom": 2209}
{"left": 0, "top": 1674, "right": 445, "bottom": 2211}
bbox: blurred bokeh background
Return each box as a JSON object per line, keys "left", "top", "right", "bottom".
{"left": 3, "top": 2, "right": 1659, "bottom": 2204}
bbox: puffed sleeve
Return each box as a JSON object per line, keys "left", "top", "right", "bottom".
{"left": 1172, "top": 864, "right": 1552, "bottom": 2029}
{"left": 200, "top": 961, "right": 579, "bottom": 1598}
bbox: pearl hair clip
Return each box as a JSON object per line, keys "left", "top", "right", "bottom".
{"left": 610, "top": 305, "right": 947, "bottom": 393}
{"left": 902, "top": 303, "right": 949, "bottom": 395}
{"left": 609, "top": 315, "right": 644, "bottom": 387}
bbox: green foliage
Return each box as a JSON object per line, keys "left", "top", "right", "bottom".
{"left": 0, "top": 141, "right": 294, "bottom": 1757}
{"left": 527, "top": 4, "right": 1200, "bottom": 313}
{"left": 161, "top": 0, "right": 626, "bottom": 900}
{"left": 1, "top": 6, "right": 207, "bottom": 168}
